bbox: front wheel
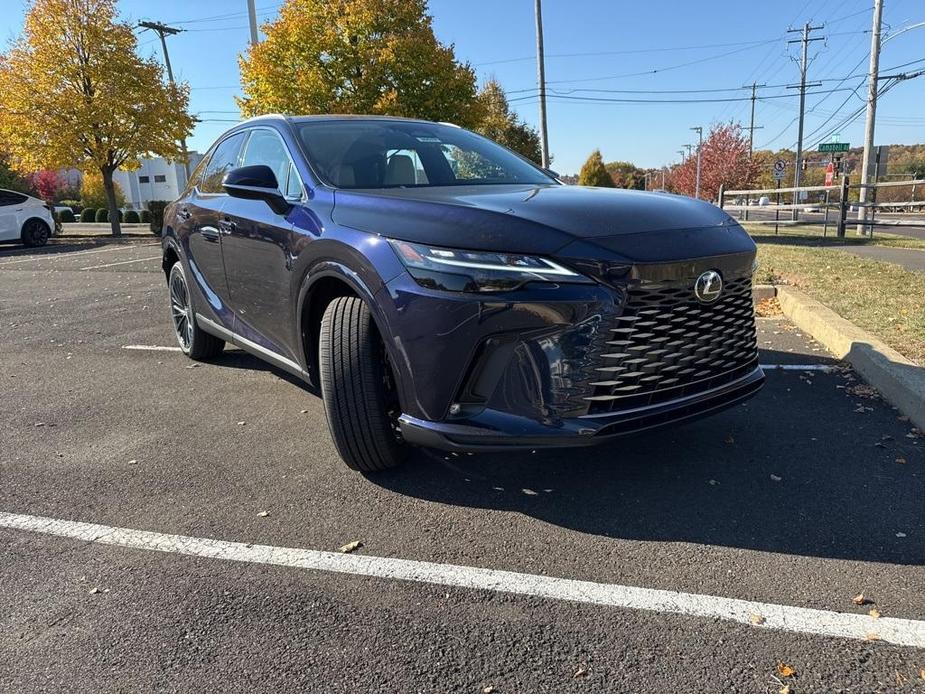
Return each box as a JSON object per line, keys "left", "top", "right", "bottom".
{"left": 319, "top": 296, "right": 407, "bottom": 472}
{"left": 167, "top": 262, "right": 224, "bottom": 360}
{"left": 21, "top": 219, "right": 50, "bottom": 247}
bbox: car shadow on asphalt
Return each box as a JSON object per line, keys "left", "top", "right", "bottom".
{"left": 369, "top": 348, "right": 924, "bottom": 567}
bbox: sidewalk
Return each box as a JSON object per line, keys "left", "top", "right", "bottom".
{"left": 837, "top": 245, "right": 925, "bottom": 272}
{"left": 59, "top": 223, "right": 154, "bottom": 239}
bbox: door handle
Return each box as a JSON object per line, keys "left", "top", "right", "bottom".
{"left": 200, "top": 225, "right": 220, "bottom": 243}
{"left": 177, "top": 207, "right": 192, "bottom": 221}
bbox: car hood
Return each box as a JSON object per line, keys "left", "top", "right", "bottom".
{"left": 331, "top": 183, "right": 735, "bottom": 255}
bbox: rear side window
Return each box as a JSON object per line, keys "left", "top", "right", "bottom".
{"left": 0, "top": 190, "right": 27, "bottom": 206}
{"left": 200, "top": 133, "right": 246, "bottom": 194}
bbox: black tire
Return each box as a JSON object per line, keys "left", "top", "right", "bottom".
{"left": 319, "top": 296, "right": 407, "bottom": 472}
{"left": 167, "top": 262, "right": 224, "bottom": 360}
{"left": 21, "top": 219, "right": 50, "bottom": 247}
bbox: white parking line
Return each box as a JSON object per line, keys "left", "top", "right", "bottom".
{"left": 80, "top": 255, "right": 161, "bottom": 271}
{"left": 2, "top": 510, "right": 922, "bottom": 648}
{"left": 759, "top": 363, "right": 838, "bottom": 371}
{"left": 0, "top": 243, "right": 156, "bottom": 265}
{"left": 122, "top": 344, "right": 182, "bottom": 352}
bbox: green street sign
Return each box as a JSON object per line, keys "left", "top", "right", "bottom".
{"left": 818, "top": 142, "right": 850, "bottom": 153}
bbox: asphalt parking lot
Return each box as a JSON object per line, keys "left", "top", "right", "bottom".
{"left": 1, "top": 239, "right": 923, "bottom": 692}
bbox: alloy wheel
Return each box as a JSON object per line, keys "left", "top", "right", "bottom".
{"left": 169, "top": 269, "right": 193, "bottom": 351}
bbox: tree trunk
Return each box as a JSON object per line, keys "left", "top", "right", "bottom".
{"left": 101, "top": 166, "right": 121, "bottom": 238}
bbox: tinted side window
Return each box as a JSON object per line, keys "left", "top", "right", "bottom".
{"left": 0, "top": 191, "right": 27, "bottom": 206}
{"left": 240, "top": 129, "right": 294, "bottom": 196}
{"left": 200, "top": 133, "right": 246, "bottom": 194}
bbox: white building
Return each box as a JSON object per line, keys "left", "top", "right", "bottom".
{"left": 113, "top": 153, "right": 204, "bottom": 210}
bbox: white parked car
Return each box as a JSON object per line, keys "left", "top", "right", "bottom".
{"left": 758, "top": 196, "right": 771, "bottom": 206}
{"left": 0, "top": 188, "right": 54, "bottom": 247}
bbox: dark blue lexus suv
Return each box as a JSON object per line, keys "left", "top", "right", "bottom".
{"left": 161, "top": 114, "right": 764, "bottom": 472}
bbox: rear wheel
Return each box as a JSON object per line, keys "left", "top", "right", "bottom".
{"left": 21, "top": 219, "right": 50, "bottom": 247}
{"left": 167, "top": 262, "right": 224, "bottom": 360}
{"left": 319, "top": 296, "right": 407, "bottom": 472}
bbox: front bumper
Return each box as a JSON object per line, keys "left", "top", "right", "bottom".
{"left": 399, "top": 364, "right": 764, "bottom": 451}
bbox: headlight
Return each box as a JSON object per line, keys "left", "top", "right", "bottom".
{"left": 388, "top": 240, "right": 593, "bottom": 292}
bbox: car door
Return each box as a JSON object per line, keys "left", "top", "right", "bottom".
{"left": 0, "top": 190, "right": 28, "bottom": 241}
{"left": 220, "top": 127, "right": 305, "bottom": 361}
{"left": 180, "top": 132, "right": 246, "bottom": 329}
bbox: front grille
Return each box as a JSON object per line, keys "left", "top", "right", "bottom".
{"left": 585, "top": 275, "right": 758, "bottom": 415}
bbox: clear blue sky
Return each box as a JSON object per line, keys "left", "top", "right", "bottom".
{"left": 3, "top": 0, "right": 923, "bottom": 174}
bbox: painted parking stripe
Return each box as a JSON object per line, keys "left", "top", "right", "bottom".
{"left": 2, "top": 511, "right": 922, "bottom": 648}
{"left": 758, "top": 363, "right": 837, "bottom": 371}
{"left": 80, "top": 255, "right": 161, "bottom": 270}
{"left": 122, "top": 344, "right": 183, "bottom": 352}
{"left": 0, "top": 243, "right": 156, "bottom": 265}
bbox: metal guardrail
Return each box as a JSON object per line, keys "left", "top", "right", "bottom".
{"left": 718, "top": 175, "right": 924, "bottom": 238}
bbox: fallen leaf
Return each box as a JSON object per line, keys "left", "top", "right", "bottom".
{"left": 237, "top": 421, "right": 246, "bottom": 426}
{"left": 724, "top": 434, "right": 735, "bottom": 444}
{"left": 574, "top": 666, "right": 588, "bottom": 678}
{"left": 257, "top": 510, "right": 269, "bottom": 517}
{"left": 482, "top": 687, "right": 495, "bottom": 694}
{"left": 852, "top": 593, "right": 867, "bottom": 606}
{"left": 779, "top": 686, "right": 791, "bottom": 694}
{"left": 869, "top": 608, "right": 881, "bottom": 619}
{"left": 127, "top": 459, "right": 137, "bottom": 465}
{"left": 770, "top": 474, "right": 782, "bottom": 482}
{"left": 777, "top": 662, "right": 795, "bottom": 678}
{"left": 339, "top": 540, "right": 363, "bottom": 553}
{"left": 920, "top": 668, "right": 925, "bottom": 681}
{"left": 300, "top": 409, "right": 308, "bottom": 414}
{"left": 896, "top": 532, "right": 907, "bottom": 538}
{"left": 866, "top": 632, "right": 880, "bottom": 641}
{"left": 750, "top": 613, "right": 766, "bottom": 625}
{"left": 89, "top": 587, "right": 100, "bottom": 595}
{"left": 896, "top": 457, "right": 907, "bottom": 464}
{"left": 708, "top": 479, "right": 719, "bottom": 486}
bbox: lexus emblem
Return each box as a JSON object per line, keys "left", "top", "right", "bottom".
{"left": 694, "top": 270, "right": 723, "bottom": 303}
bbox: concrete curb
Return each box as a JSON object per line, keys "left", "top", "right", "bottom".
{"left": 752, "top": 284, "right": 777, "bottom": 302}
{"left": 775, "top": 285, "right": 925, "bottom": 430}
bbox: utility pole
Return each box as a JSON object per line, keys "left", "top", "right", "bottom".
{"left": 857, "top": 0, "right": 884, "bottom": 235}
{"left": 138, "top": 21, "right": 191, "bottom": 180}
{"left": 247, "top": 0, "right": 259, "bottom": 46}
{"left": 745, "top": 82, "right": 766, "bottom": 158}
{"left": 534, "top": 0, "right": 550, "bottom": 169}
{"left": 683, "top": 144, "right": 692, "bottom": 160}
{"left": 691, "top": 126, "right": 703, "bottom": 199}
{"left": 787, "top": 22, "right": 824, "bottom": 219}
{"left": 678, "top": 149, "right": 686, "bottom": 163}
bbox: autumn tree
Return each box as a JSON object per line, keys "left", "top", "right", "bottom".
{"left": 605, "top": 160, "right": 645, "bottom": 190}
{"left": 0, "top": 0, "right": 194, "bottom": 236}
{"left": 669, "top": 123, "right": 758, "bottom": 202}
{"left": 238, "top": 0, "right": 479, "bottom": 127}
{"left": 80, "top": 170, "right": 125, "bottom": 209}
{"left": 0, "top": 152, "right": 35, "bottom": 195}
{"left": 473, "top": 79, "right": 542, "bottom": 163}
{"left": 28, "top": 170, "right": 62, "bottom": 201}
{"left": 578, "top": 150, "right": 615, "bottom": 187}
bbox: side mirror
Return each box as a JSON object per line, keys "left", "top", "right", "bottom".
{"left": 223, "top": 165, "right": 290, "bottom": 215}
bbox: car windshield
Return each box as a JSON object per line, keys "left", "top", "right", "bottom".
{"left": 296, "top": 120, "right": 555, "bottom": 189}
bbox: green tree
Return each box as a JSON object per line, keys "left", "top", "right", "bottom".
{"left": 238, "top": 0, "right": 479, "bottom": 127}
{"left": 0, "top": 152, "right": 34, "bottom": 194}
{"left": 0, "top": 0, "right": 194, "bottom": 236}
{"left": 605, "top": 160, "right": 645, "bottom": 190}
{"left": 578, "top": 150, "right": 615, "bottom": 187}
{"left": 473, "top": 79, "right": 541, "bottom": 163}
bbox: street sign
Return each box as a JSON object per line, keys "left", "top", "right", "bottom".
{"left": 818, "top": 142, "right": 850, "bottom": 153}
{"left": 773, "top": 159, "right": 787, "bottom": 180}
{"left": 824, "top": 162, "right": 835, "bottom": 186}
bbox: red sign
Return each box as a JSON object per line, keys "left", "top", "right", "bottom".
{"left": 824, "top": 162, "right": 835, "bottom": 186}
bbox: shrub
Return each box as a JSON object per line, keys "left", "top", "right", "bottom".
{"left": 80, "top": 208, "right": 96, "bottom": 222}
{"left": 95, "top": 208, "right": 123, "bottom": 223}
{"left": 139, "top": 210, "right": 151, "bottom": 224}
{"left": 123, "top": 209, "right": 140, "bottom": 223}
{"left": 60, "top": 208, "right": 76, "bottom": 223}
{"left": 59, "top": 199, "right": 81, "bottom": 213}
{"left": 148, "top": 200, "right": 169, "bottom": 236}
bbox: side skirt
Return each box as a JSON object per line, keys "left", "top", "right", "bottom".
{"left": 196, "top": 313, "right": 310, "bottom": 383}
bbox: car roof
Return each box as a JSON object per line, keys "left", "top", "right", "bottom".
{"left": 238, "top": 113, "right": 448, "bottom": 128}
